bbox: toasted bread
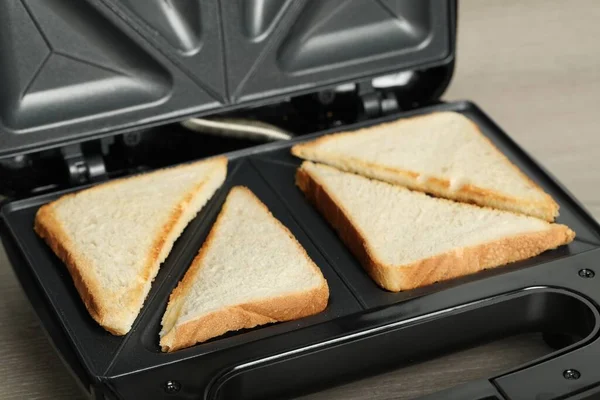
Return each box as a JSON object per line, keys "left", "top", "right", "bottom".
{"left": 296, "top": 161, "right": 574, "bottom": 291}
{"left": 160, "top": 186, "right": 329, "bottom": 352}
{"left": 34, "top": 156, "right": 227, "bottom": 335}
{"left": 292, "top": 111, "right": 559, "bottom": 221}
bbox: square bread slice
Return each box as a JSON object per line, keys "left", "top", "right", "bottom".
{"left": 34, "top": 156, "right": 227, "bottom": 335}
{"left": 296, "top": 161, "right": 575, "bottom": 292}
{"left": 159, "top": 186, "right": 329, "bottom": 352}
{"left": 291, "top": 111, "right": 559, "bottom": 221}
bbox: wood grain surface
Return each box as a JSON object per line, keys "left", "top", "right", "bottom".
{"left": 1, "top": 1, "right": 599, "bottom": 399}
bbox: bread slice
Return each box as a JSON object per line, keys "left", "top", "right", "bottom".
{"left": 160, "top": 186, "right": 329, "bottom": 352}
{"left": 291, "top": 111, "right": 559, "bottom": 221}
{"left": 296, "top": 161, "right": 575, "bottom": 292}
{"left": 34, "top": 156, "right": 228, "bottom": 335}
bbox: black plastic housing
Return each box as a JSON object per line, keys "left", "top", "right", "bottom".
{"left": 3, "top": 101, "right": 600, "bottom": 400}
{"left": 0, "top": 0, "right": 455, "bottom": 158}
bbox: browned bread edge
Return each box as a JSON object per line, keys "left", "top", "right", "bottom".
{"left": 291, "top": 112, "right": 559, "bottom": 222}
{"left": 160, "top": 186, "right": 329, "bottom": 352}
{"left": 33, "top": 156, "right": 228, "bottom": 335}
{"left": 295, "top": 162, "right": 575, "bottom": 292}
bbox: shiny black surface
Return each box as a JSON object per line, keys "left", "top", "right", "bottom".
{"left": 0, "top": 0, "right": 455, "bottom": 158}
{"left": 2, "top": 101, "right": 600, "bottom": 399}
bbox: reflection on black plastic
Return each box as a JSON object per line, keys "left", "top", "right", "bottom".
{"left": 3, "top": 101, "right": 600, "bottom": 400}
{"left": 210, "top": 288, "right": 598, "bottom": 400}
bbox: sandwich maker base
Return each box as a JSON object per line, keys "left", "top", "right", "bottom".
{"left": 2, "top": 1, "right": 600, "bottom": 399}
{"left": 3, "top": 101, "right": 600, "bottom": 400}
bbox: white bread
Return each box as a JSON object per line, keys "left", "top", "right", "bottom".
{"left": 296, "top": 161, "right": 575, "bottom": 292}
{"left": 34, "top": 156, "right": 228, "bottom": 335}
{"left": 160, "top": 186, "right": 329, "bottom": 352}
{"left": 291, "top": 111, "right": 559, "bottom": 221}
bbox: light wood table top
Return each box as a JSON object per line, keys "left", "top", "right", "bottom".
{"left": 1, "top": 1, "right": 599, "bottom": 399}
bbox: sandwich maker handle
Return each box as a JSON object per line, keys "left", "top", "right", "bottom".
{"left": 206, "top": 287, "right": 600, "bottom": 400}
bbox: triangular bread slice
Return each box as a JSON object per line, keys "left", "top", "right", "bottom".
{"left": 292, "top": 111, "right": 559, "bottom": 221}
{"left": 296, "top": 161, "right": 575, "bottom": 292}
{"left": 34, "top": 156, "right": 227, "bottom": 335}
{"left": 160, "top": 186, "right": 329, "bottom": 352}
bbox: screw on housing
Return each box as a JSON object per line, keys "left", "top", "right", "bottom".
{"left": 563, "top": 369, "right": 581, "bottom": 380}
{"left": 578, "top": 269, "right": 595, "bottom": 278}
{"left": 164, "top": 380, "right": 181, "bottom": 394}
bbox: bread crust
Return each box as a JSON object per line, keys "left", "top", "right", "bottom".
{"left": 160, "top": 285, "right": 329, "bottom": 352}
{"left": 34, "top": 205, "right": 113, "bottom": 330}
{"left": 291, "top": 112, "right": 559, "bottom": 222}
{"left": 296, "top": 162, "right": 575, "bottom": 292}
{"left": 160, "top": 186, "right": 329, "bottom": 352}
{"left": 34, "top": 156, "right": 228, "bottom": 335}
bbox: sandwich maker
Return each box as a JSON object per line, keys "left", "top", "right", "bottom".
{"left": 2, "top": 1, "right": 600, "bottom": 399}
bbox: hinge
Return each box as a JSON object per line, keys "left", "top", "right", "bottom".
{"left": 357, "top": 80, "right": 399, "bottom": 119}
{"left": 60, "top": 142, "right": 109, "bottom": 186}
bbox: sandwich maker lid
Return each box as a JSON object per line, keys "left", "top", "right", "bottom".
{"left": 0, "top": 0, "right": 456, "bottom": 159}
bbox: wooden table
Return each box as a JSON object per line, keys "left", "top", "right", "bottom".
{"left": 1, "top": 1, "right": 599, "bottom": 398}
